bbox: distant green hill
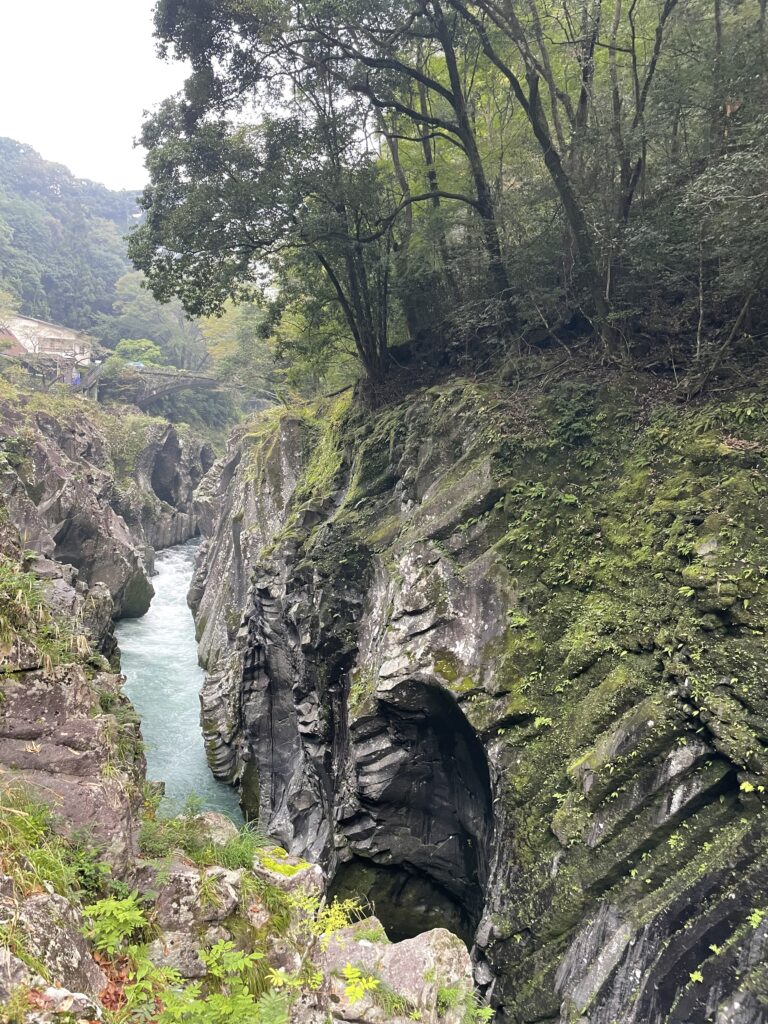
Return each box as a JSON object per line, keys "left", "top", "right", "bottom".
{"left": 0, "top": 138, "right": 136, "bottom": 330}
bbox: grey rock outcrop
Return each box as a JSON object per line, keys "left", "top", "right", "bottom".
{"left": 28, "top": 553, "right": 117, "bottom": 658}
{"left": 118, "top": 421, "right": 215, "bottom": 552}
{"left": 0, "top": 396, "right": 212, "bottom": 619}
{"left": 0, "top": 664, "right": 144, "bottom": 868}
{"left": 192, "top": 378, "right": 768, "bottom": 1023}
{"left": 9, "top": 893, "right": 107, "bottom": 997}
{"left": 0, "top": 408, "right": 153, "bottom": 617}
{"left": 320, "top": 922, "right": 474, "bottom": 1024}
{"left": 189, "top": 416, "right": 308, "bottom": 789}
{"left": 0, "top": 883, "right": 107, "bottom": 1012}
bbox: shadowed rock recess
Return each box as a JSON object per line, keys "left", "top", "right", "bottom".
{"left": 194, "top": 374, "right": 768, "bottom": 1023}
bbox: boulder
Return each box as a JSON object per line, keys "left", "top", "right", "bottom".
{"left": 152, "top": 857, "right": 242, "bottom": 931}
{"left": 320, "top": 921, "right": 474, "bottom": 1024}
{"left": 0, "top": 892, "right": 106, "bottom": 998}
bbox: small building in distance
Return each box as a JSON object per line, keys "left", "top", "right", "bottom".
{"left": 0, "top": 325, "right": 27, "bottom": 357}
{"left": 3, "top": 315, "right": 92, "bottom": 364}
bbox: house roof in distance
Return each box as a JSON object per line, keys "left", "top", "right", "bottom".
{"left": 5, "top": 314, "right": 92, "bottom": 358}
{"left": 0, "top": 325, "right": 28, "bottom": 357}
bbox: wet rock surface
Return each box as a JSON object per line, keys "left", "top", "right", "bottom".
{"left": 193, "top": 378, "right": 768, "bottom": 1023}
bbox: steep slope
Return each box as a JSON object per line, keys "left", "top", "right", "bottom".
{"left": 0, "top": 509, "right": 478, "bottom": 1024}
{"left": 194, "top": 370, "right": 768, "bottom": 1023}
{"left": 0, "top": 381, "right": 213, "bottom": 618}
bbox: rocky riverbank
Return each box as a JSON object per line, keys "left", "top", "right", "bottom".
{"left": 192, "top": 370, "right": 768, "bottom": 1023}
{"left": 0, "top": 380, "right": 213, "bottom": 620}
{"left": 0, "top": 384, "right": 478, "bottom": 1023}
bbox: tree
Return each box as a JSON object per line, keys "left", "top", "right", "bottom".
{"left": 0, "top": 138, "right": 132, "bottom": 329}
{"left": 130, "top": 25, "right": 402, "bottom": 383}
{"left": 114, "top": 338, "right": 165, "bottom": 365}
{"left": 0, "top": 286, "right": 18, "bottom": 330}
{"left": 132, "top": 0, "right": 768, "bottom": 384}
{"left": 441, "top": 0, "right": 683, "bottom": 351}
{"left": 97, "top": 271, "right": 208, "bottom": 370}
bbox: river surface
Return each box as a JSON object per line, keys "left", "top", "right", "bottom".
{"left": 115, "top": 541, "right": 243, "bottom": 821}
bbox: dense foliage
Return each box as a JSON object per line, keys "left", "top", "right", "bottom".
{"left": 0, "top": 138, "right": 133, "bottom": 330}
{"left": 0, "top": 141, "right": 226, "bottom": 381}
{"left": 129, "top": 0, "right": 768, "bottom": 392}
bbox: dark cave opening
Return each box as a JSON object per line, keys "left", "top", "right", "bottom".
{"left": 332, "top": 680, "right": 493, "bottom": 946}
{"left": 329, "top": 858, "right": 478, "bottom": 944}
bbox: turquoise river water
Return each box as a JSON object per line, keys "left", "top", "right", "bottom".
{"left": 115, "top": 541, "right": 243, "bottom": 821}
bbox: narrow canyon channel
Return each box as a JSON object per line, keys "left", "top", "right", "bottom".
{"left": 115, "top": 541, "right": 243, "bottom": 821}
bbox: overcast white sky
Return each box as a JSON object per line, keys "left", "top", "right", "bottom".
{"left": 2, "top": 0, "right": 188, "bottom": 191}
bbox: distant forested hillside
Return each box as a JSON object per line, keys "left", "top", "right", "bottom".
{"left": 0, "top": 138, "right": 134, "bottom": 329}
{"left": 0, "top": 138, "right": 284, "bottom": 401}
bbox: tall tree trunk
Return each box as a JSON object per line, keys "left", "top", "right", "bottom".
{"left": 417, "top": 78, "right": 461, "bottom": 296}
{"left": 712, "top": 0, "right": 726, "bottom": 154}
{"left": 378, "top": 114, "right": 421, "bottom": 338}
{"left": 432, "top": 0, "right": 511, "bottom": 299}
{"left": 525, "top": 74, "right": 619, "bottom": 351}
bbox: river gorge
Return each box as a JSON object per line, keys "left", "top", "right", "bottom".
{"left": 2, "top": 375, "right": 768, "bottom": 1024}
{"left": 116, "top": 541, "right": 242, "bottom": 821}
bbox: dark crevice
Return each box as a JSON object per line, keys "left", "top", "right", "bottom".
{"left": 332, "top": 681, "right": 493, "bottom": 946}
{"left": 151, "top": 433, "right": 183, "bottom": 507}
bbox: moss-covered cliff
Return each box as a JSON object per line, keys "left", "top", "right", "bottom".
{"left": 195, "top": 366, "right": 768, "bottom": 1023}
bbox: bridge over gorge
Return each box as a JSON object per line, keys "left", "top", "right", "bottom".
{"left": 74, "top": 363, "right": 237, "bottom": 409}
{"left": 131, "top": 368, "right": 225, "bottom": 410}
{"left": 1, "top": 353, "right": 271, "bottom": 409}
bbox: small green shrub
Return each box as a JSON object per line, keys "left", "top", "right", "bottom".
{"left": 123, "top": 945, "right": 183, "bottom": 1014}
{"left": 437, "top": 984, "right": 462, "bottom": 1015}
{"left": 0, "top": 555, "right": 88, "bottom": 669}
{"left": 82, "top": 892, "right": 148, "bottom": 953}
{"left": 342, "top": 963, "right": 380, "bottom": 1004}
{"left": 151, "top": 940, "right": 290, "bottom": 1024}
{"left": 139, "top": 808, "right": 267, "bottom": 868}
{"left": 355, "top": 922, "right": 390, "bottom": 943}
{"left": 0, "top": 785, "right": 82, "bottom": 898}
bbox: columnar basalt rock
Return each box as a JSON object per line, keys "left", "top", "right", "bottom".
{"left": 193, "top": 377, "right": 768, "bottom": 1023}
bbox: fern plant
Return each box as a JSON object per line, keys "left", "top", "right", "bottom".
{"left": 341, "top": 963, "right": 381, "bottom": 1004}
{"left": 82, "top": 892, "right": 147, "bottom": 953}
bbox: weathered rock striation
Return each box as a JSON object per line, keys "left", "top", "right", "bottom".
{"left": 0, "top": 662, "right": 145, "bottom": 869}
{"left": 0, "top": 400, "right": 473, "bottom": 1023}
{"left": 193, "top": 375, "right": 768, "bottom": 1023}
{"left": 0, "top": 390, "right": 213, "bottom": 618}
{"left": 0, "top": 518, "right": 147, "bottom": 869}
{"left": 0, "top": 508, "right": 475, "bottom": 1022}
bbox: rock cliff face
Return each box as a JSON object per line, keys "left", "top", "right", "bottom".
{"left": 0, "top": 389, "right": 213, "bottom": 617}
{"left": 193, "top": 376, "right": 768, "bottom": 1023}
{"left": 0, "top": 519, "right": 146, "bottom": 867}
{"left": 0, "top": 506, "right": 475, "bottom": 1023}
{"left": 0, "top": 662, "right": 145, "bottom": 868}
